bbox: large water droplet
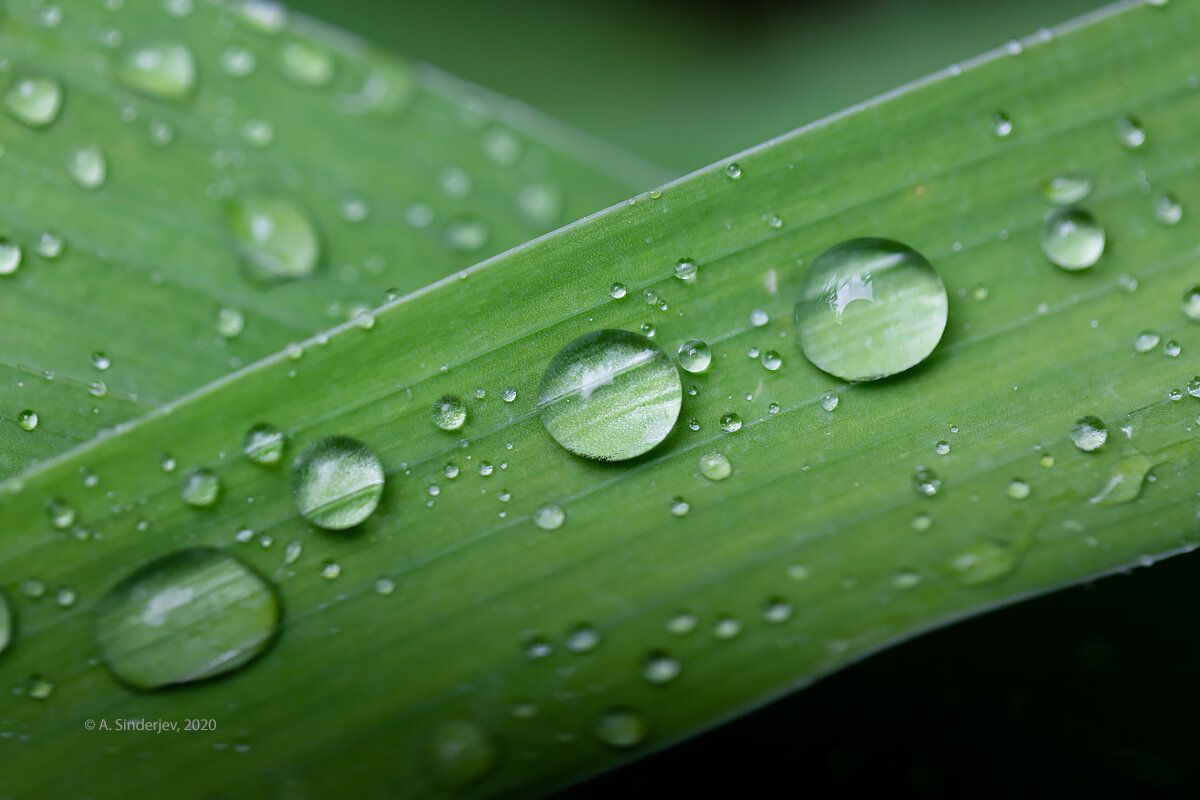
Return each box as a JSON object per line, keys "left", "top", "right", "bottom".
{"left": 94, "top": 547, "right": 280, "bottom": 689}
{"left": 794, "top": 238, "right": 947, "bottom": 382}
{"left": 676, "top": 339, "right": 711, "bottom": 374}
{"left": 226, "top": 194, "right": 319, "bottom": 281}
{"left": 68, "top": 146, "right": 107, "bottom": 190}
{"left": 595, "top": 710, "right": 647, "bottom": 748}
{"left": 432, "top": 395, "right": 467, "bottom": 431}
{"left": 538, "top": 330, "right": 681, "bottom": 461}
{"left": 1040, "top": 208, "right": 1104, "bottom": 270}
{"left": 291, "top": 436, "right": 384, "bottom": 530}
{"left": 119, "top": 43, "right": 197, "bottom": 100}
{"left": 432, "top": 720, "right": 497, "bottom": 786}
{"left": 4, "top": 76, "right": 63, "bottom": 127}
{"left": 1070, "top": 416, "right": 1107, "bottom": 452}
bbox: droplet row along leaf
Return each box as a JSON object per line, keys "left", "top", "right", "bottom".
{"left": 0, "top": 0, "right": 657, "bottom": 476}
{"left": 4, "top": 1, "right": 1200, "bottom": 798}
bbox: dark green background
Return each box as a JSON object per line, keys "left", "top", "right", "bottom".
{"left": 283, "top": 1, "right": 1199, "bottom": 795}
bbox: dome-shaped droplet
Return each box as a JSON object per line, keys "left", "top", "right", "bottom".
{"left": 4, "top": 76, "right": 63, "bottom": 127}
{"left": 1182, "top": 285, "right": 1200, "bottom": 322}
{"left": 595, "top": 709, "right": 647, "bottom": 748}
{"left": 794, "top": 238, "right": 948, "bottom": 381}
{"left": 93, "top": 547, "right": 280, "bottom": 689}
{"left": 1040, "top": 208, "right": 1104, "bottom": 270}
{"left": 68, "top": 146, "right": 107, "bottom": 190}
{"left": 1116, "top": 115, "right": 1146, "bottom": 149}
{"left": 1153, "top": 192, "right": 1183, "bottom": 226}
{"left": 225, "top": 193, "right": 319, "bottom": 281}
{"left": 217, "top": 307, "right": 245, "bottom": 338}
{"left": 1070, "top": 416, "right": 1107, "bottom": 452}
{"left": 280, "top": 41, "right": 335, "bottom": 88}
{"left": 432, "top": 395, "right": 467, "bottom": 431}
{"left": 538, "top": 329, "right": 682, "bottom": 461}
{"left": 119, "top": 43, "right": 197, "bottom": 100}
{"left": 1041, "top": 175, "right": 1092, "bottom": 205}
{"left": 698, "top": 452, "right": 731, "bottom": 481}
{"left": 0, "top": 239, "right": 21, "bottom": 275}
{"left": 676, "top": 339, "right": 711, "bottom": 374}
{"left": 243, "top": 423, "right": 286, "bottom": 465}
{"left": 180, "top": 467, "right": 220, "bottom": 507}
{"left": 291, "top": 436, "right": 384, "bottom": 530}
{"left": 533, "top": 503, "right": 566, "bottom": 530}
{"left": 642, "top": 652, "right": 682, "bottom": 684}
{"left": 0, "top": 592, "right": 12, "bottom": 656}
{"left": 18, "top": 409, "right": 38, "bottom": 431}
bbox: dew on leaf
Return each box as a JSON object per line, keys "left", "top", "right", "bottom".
{"left": 119, "top": 43, "right": 197, "bottom": 100}
{"left": 4, "top": 76, "right": 63, "bottom": 127}
{"left": 180, "top": 468, "right": 220, "bottom": 507}
{"left": 225, "top": 193, "right": 320, "bottom": 281}
{"left": 1040, "top": 208, "right": 1104, "bottom": 270}
{"left": 291, "top": 436, "right": 384, "bottom": 530}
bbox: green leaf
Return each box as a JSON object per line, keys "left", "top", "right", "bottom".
{"left": 3, "top": 1, "right": 1200, "bottom": 798}
{"left": 0, "top": 0, "right": 661, "bottom": 476}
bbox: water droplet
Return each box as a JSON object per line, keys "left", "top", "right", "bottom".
{"left": 478, "top": 461, "right": 493, "bottom": 477}
{"left": 934, "top": 440, "right": 951, "bottom": 456}
{"left": 432, "top": 395, "right": 467, "bottom": 431}
{"left": 4, "top": 76, "right": 63, "bottom": 127}
{"left": 912, "top": 466, "right": 941, "bottom": 497}
{"left": 0, "top": 593, "right": 11, "bottom": 655}
{"left": 912, "top": 512, "right": 933, "bottom": 532}
{"left": 538, "top": 330, "right": 682, "bottom": 461}
{"left": 226, "top": 193, "right": 319, "bottom": 281}
{"left": 445, "top": 218, "right": 489, "bottom": 252}
{"left": 432, "top": 720, "right": 496, "bottom": 786}
{"left": 609, "top": 283, "right": 627, "bottom": 299}
{"left": 1116, "top": 115, "right": 1146, "bottom": 149}
{"left": 945, "top": 542, "right": 1018, "bottom": 585}
{"left": 766, "top": 214, "right": 784, "bottom": 229}
{"left": 28, "top": 675, "right": 54, "bottom": 700}
{"left": 1134, "top": 330, "right": 1161, "bottom": 353}
{"left": 669, "top": 496, "right": 690, "bottom": 516}
{"left": 991, "top": 112, "right": 1013, "bottom": 137}
{"left": 674, "top": 258, "right": 697, "bottom": 282}
{"left": 280, "top": 41, "right": 335, "bottom": 87}
{"left": 642, "top": 652, "right": 682, "bottom": 684}
{"left": 595, "top": 710, "right": 647, "bottom": 748}
{"left": 164, "top": 0, "right": 194, "bottom": 17}
{"left": 161, "top": 454, "right": 177, "bottom": 472}
{"left": 283, "top": 539, "right": 302, "bottom": 564}
{"left": 55, "top": 587, "right": 76, "bottom": 608}
{"left": 241, "top": 118, "right": 274, "bottom": 147}
{"left": 524, "top": 635, "right": 553, "bottom": 659}
{"left": 795, "top": 238, "right": 947, "bottom": 381}
{"left": 819, "top": 391, "right": 839, "bottom": 412}
{"left": 565, "top": 625, "right": 601, "bottom": 653}
{"left": 317, "top": 560, "right": 341, "bottom": 581}
{"left": 243, "top": 423, "right": 286, "bottom": 465}
{"left": 533, "top": 504, "right": 565, "bottom": 530}
{"left": 1152, "top": 192, "right": 1182, "bottom": 225}
{"left": 501, "top": 387, "right": 517, "bottom": 403}
{"left": 761, "top": 351, "right": 782, "bottom": 371}
{"left": 87, "top": 379, "right": 107, "bottom": 397}
{"left": 217, "top": 307, "right": 245, "bottom": 338}
{"left": 35, "top": 232, "right": 64, "bottom": 260}
{"left": 1042, "top": 175, "right": 1092, "bottom": 205}
{"left": 220, "top": 46, "right": 257, "bottom": 77}
{"left": 18, "top": 409, "right": 38, "bottom": 431}
{"left": 1164, "top": 340, "right": 1182, "bottom": 358}
{"left": 119, "top": 43, "right": 197, "bottom": 100}
{"left": 0, "top": 238, "right": 20, "bottom": 276}
{"left": 1007, "top": 479, "right": 1031, "bottom": 500}
{"left": 180, "top": 468, "right": 220, "bottom": 507}
{"left": 698, "top": 452, "right": 731, "bottom": 481}
{"left": 1040, "top": 453, "right": 1056, "bottom": 468}
{"left": 46, "top": 498, "right": 76, "bottom": 530}
{"left": 1182, "top": 286, "right": 1200, "bottom": 322}
{"left": 1070, "top": 416, "right": 1108, "bottom": 452}
{"left": 91, "top": 352, "right": 111, "bottom": 371}
{"left": 763, "top": 598, "right": 793, "bottom": 624}
{"left": 94, "top": 547, "right": 279, "bottom": 688}
{"left": 639, "top": 322, "right": 656, "bottom": 337}
{"left": 1040, "top": 208, "right": 1104, "bottom": 270}
{"left": 713, "top": 616, "right": 742, "bottom": 639}
{"left": 374, "top": 577, "right": 395, "bottom": 596}
{"left": 665, "top": 612, "right": 698, "bottom": 635}
{"left": 676, "top": 339, "right": 711, "bottom": 373}
{"left": 719, "top": 413, "right": 742, "bottom": 433}
{"left": 68, "top": 146, "right": 107, "bottom": 190}
{"left": 724, "top": 162, "right": 742, "bottom": 179}
{"left": 291, "top": 436, "right": 384, "bottom": 530}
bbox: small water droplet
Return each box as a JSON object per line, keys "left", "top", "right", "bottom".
{"left": 280, "top": 41, "right": 335, "bottom": 87}
{"left": 533, "top": 503, "right": 565, "bottom": 531}
{"left": 724, "top": 162, "right": 742, "bottom": 179}
{"left": 1040, "top": 208, "right": 1104, "bottom": 270}
{"left": 226, "top": 194, "right": 319, "bottom": 281}
{"left": 669, "top": 496, "right": 690, "bottom": 516}
{"left": 69, "top": 146, "right": 108, "bottom": 190}
{"left": 432, "top": 395, "right": 467, "bottom": 431}
{"left": 501, "top": 387, "right": 518, "bottom": 403}
{"left": 945, "top": 542, "right": 1018, "bottom": 585}
{"left": 912, "top": 466, "right": 941, "bottom": 497}
{"left": 1070, "top": 416, "right": 1108, "bottom": 452}
{"left": 819, "top": 391, "right": 839, "bottom": 412}
{"left": 642, "top": 652, "right": 682, "bottom": 684}
{"left": 676, "top": 339, "right": 711, "bottom": 373}
{"left": 445, "top": 218, "right": 489, "bottom": 253}
{"left": 565, "top": 625, "right": 601, "bottom": 653}
{"left": 243, "top": 423, "right": 286, "bottom": 465}
{"left": 749, "top": 309, "right": 769, "bottom": 327}
{"left": 674, "top": 258, "right": 697, "bottom": 281}
{"left": 1153, "top": 192, "right": 1183, "bottom": 225}
{"left": 665, "top": 612, "right": 698, "bottom": 635}
{"left": 1042, "top": 175, "right": 1092, "bottom": 205}
{"left": 1164, "top": 339, "right": 1182, "bottom": 358}
{"left": 1116, "top": 115, "right": 1146, "bottom": 149}
{"left": 719, "top": 413, "right": 742, "bottom": 433}
{"left": 34, "top": 232, "right": 64, "bottom": 260}
{"left": 1134, "top": 330, "right": 1161, "bottom": 353}
{"left": 28, "top": 675, "right": 55, "bottom": 700}
{"left": 912, "top": 512, "right": 933, "bottom": 532}
{"left": 119, "top": 43, "right": 197, "bottom": 100}
{"left": 283, "top": 539, "right": 302, "bottom": 565}
{"left": 761, "top": 350, "right": 783, "bottom": 371}
{"left": 992, "top": 112, "right": 1013, "bottom": 137}
{"left": 180, "top": 468, "right": 220, "bottom": 507}
{"left": 763, "top": 598, "right": 793, "bottom": 624}
{"left": 94, "top": 547, "right": 279, "bottom": 688}
{"left": 291, "top": 436, "right": 384, "bottom": 530}
{"left": 795, "top": 238, "right": 947, "bottom": 381}
{"left": 215, "top": 307, "right": 245, "bottom": 339}
{"left": 934, "top": 440, "right": 951, "bottom": 456}
{"left": 698, "top": 452, "right": 731, "bottom": 481}
{"left": 55, "top": 586, "right": 76, "bottom": 608}
{"left": 4, "top": 76, "right": 63, "bottom": 127}
{"left": 595, "top": 710, "right": 647, "bottom": 748}
{"left": 47, "top": 498, "right": 76, "bottom": 529}
{"left": 538, "top": 330, "right": 681, "bottom": 461}
{"left": 220, "top": 46, "right": 257, "bottom": 77}
{"left": 18, "top": 409, "right": 38, "bottom": 431}
{"left": 320, "top": 560, "right": 341, "bottom": 580}
{"left": 1007, "top": 479, "right": 1031, "bottom": 500}
{"left": 0, "top": 239, "right": 21, "bottom": 276}
{"left": 91, "top": 352, "right": 111, "bottom": 371}
{"left": 1181, "top": 285, "right": 1200, "bottom": 322}
{"left": 609, "top": 282, "right": 627, "bottom": 299}
{"left": 713, "top": 616, "right": 742, "bottom": 639}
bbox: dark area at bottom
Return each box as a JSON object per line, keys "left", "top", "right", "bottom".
{"left": 559, "top": 548, "right": 1200, "bottom": 798}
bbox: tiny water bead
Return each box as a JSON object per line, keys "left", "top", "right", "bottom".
{"left": 698, "top": 452, "right": 731, "bottom": 481}
{"left": 1071, "top": 416, "right": 1108, "bottom": 452}
{"left": 1164, "top": 340, "right": 1182, "bottom": 358}
{"left": 763, "top": 598, "right": 793, "bottom": 624}
{"left": 565, "top": 625, "right": 601, "bottom": 653}
{"left": 94, "top": 548, "right": 280, "bottom": 689}
{"left": 69, "top": 146, "right": 108, "bottom": 190}
{"left": 226, "top": 194, "right": 320, "bottom": 281}
{"left": 595, "top": 710, "right": 648, "bottom": 749}
{"left": 92, "top": 352, "right": 111, "bottom": 371}
{"left": 912, "top": 466, "right": 941, "bottom": 497}
{"left": 1153, "top": 192, "right": 1183, "bottom": 225}
{"left": 28, "top": 676, "right": 55, "bottom": 700}
{"left": 18, "top": 409, "right": 38, "bottom": 431}
{"left": 666, "top": 612, "right": 698, "bottom": 635}
{"left": 713, "top": 616, "right": 742, "bottom": 639}
{"left": 1182, "top": 286, "right": 1200, "bottom": 322}
{"left": 180, "top": 468, "right": 220, "bottom": 507}
{"left": 119, "top": 43, "right": 197, "bottom": 100}
{"left": 291, "top": 436, "right": 385, "bottom": 530}
{"left": 676, "top": 339, "right": 711, "bottom": 374}
{"left": 243, "top": 423, "right": 287, "bottom": 465}
{"left": 1007, "top": 479, "right": 1032, "bottom": 500}
{"left": 1042, "top": 175, "right": 1092, "bottom": 205}
{"left": 1040, "top": 207, "right": 1104, "bottom": 270}
{"left": 4, "top": 76, "right": 63, "bottom": 127}
{"left": 530, "top": 502, "right": 567, "bottom": 531}
{"left": 0, "top": 239, "right": 23, "bottom": 275}
{"left": 609, "top": 283, "right": 627, "bottom": 299}
{"left": 1133, "top": 330, "right": 1161, "bottom": 353}
{"left": 47, "top": 498, "right": 76, "bottom": 529}
{"left": 819, "top": 391, "right": 839, "bottom": 412}
{"left": 934, "top": 440, "right": 951, "bottom": 456}
{"left": 991, "top": 112, "right": 1013, "bottom": 137}
{"left": 431, "top": 720, "right": 497, "bottom": 787}
{"left": 642, "top": 652, "right": 682, "bottom": 685}
{"left": 432, "top": 395, "right": 467, "bottom": 431}
{"left": 280, "top": 41, "right": 336, "bottom": 88}
{"left": 725, "top": 162, "right": 742, "bottom": 179}
{"left": 321, "top": 561, "right": 342, "bottom": 580}
{"left": 761, "top": 351, "right": 783, "bottom": 371}
{"left": 669, "top": 496, "right": 690, "bottom": 517}
{"left": 719, "top": 413, "right": 742, "bottom": 433}
{"left": 674, "top": 258, "right": 698, "bottom": 281}
{"left": 794, "top": 238, "right": 948, "bottom": 382}
{"left": 538, "top": 330, "right": 682, "bottom": 461}
{"left": 502, "top": 387, "right": 517, "bottom": 403}
{"left": 217, "top": 307, "right": 245, "bottom": 338}
{"left": 1116, "top": 115, "right": 1146, "bottom": 149}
